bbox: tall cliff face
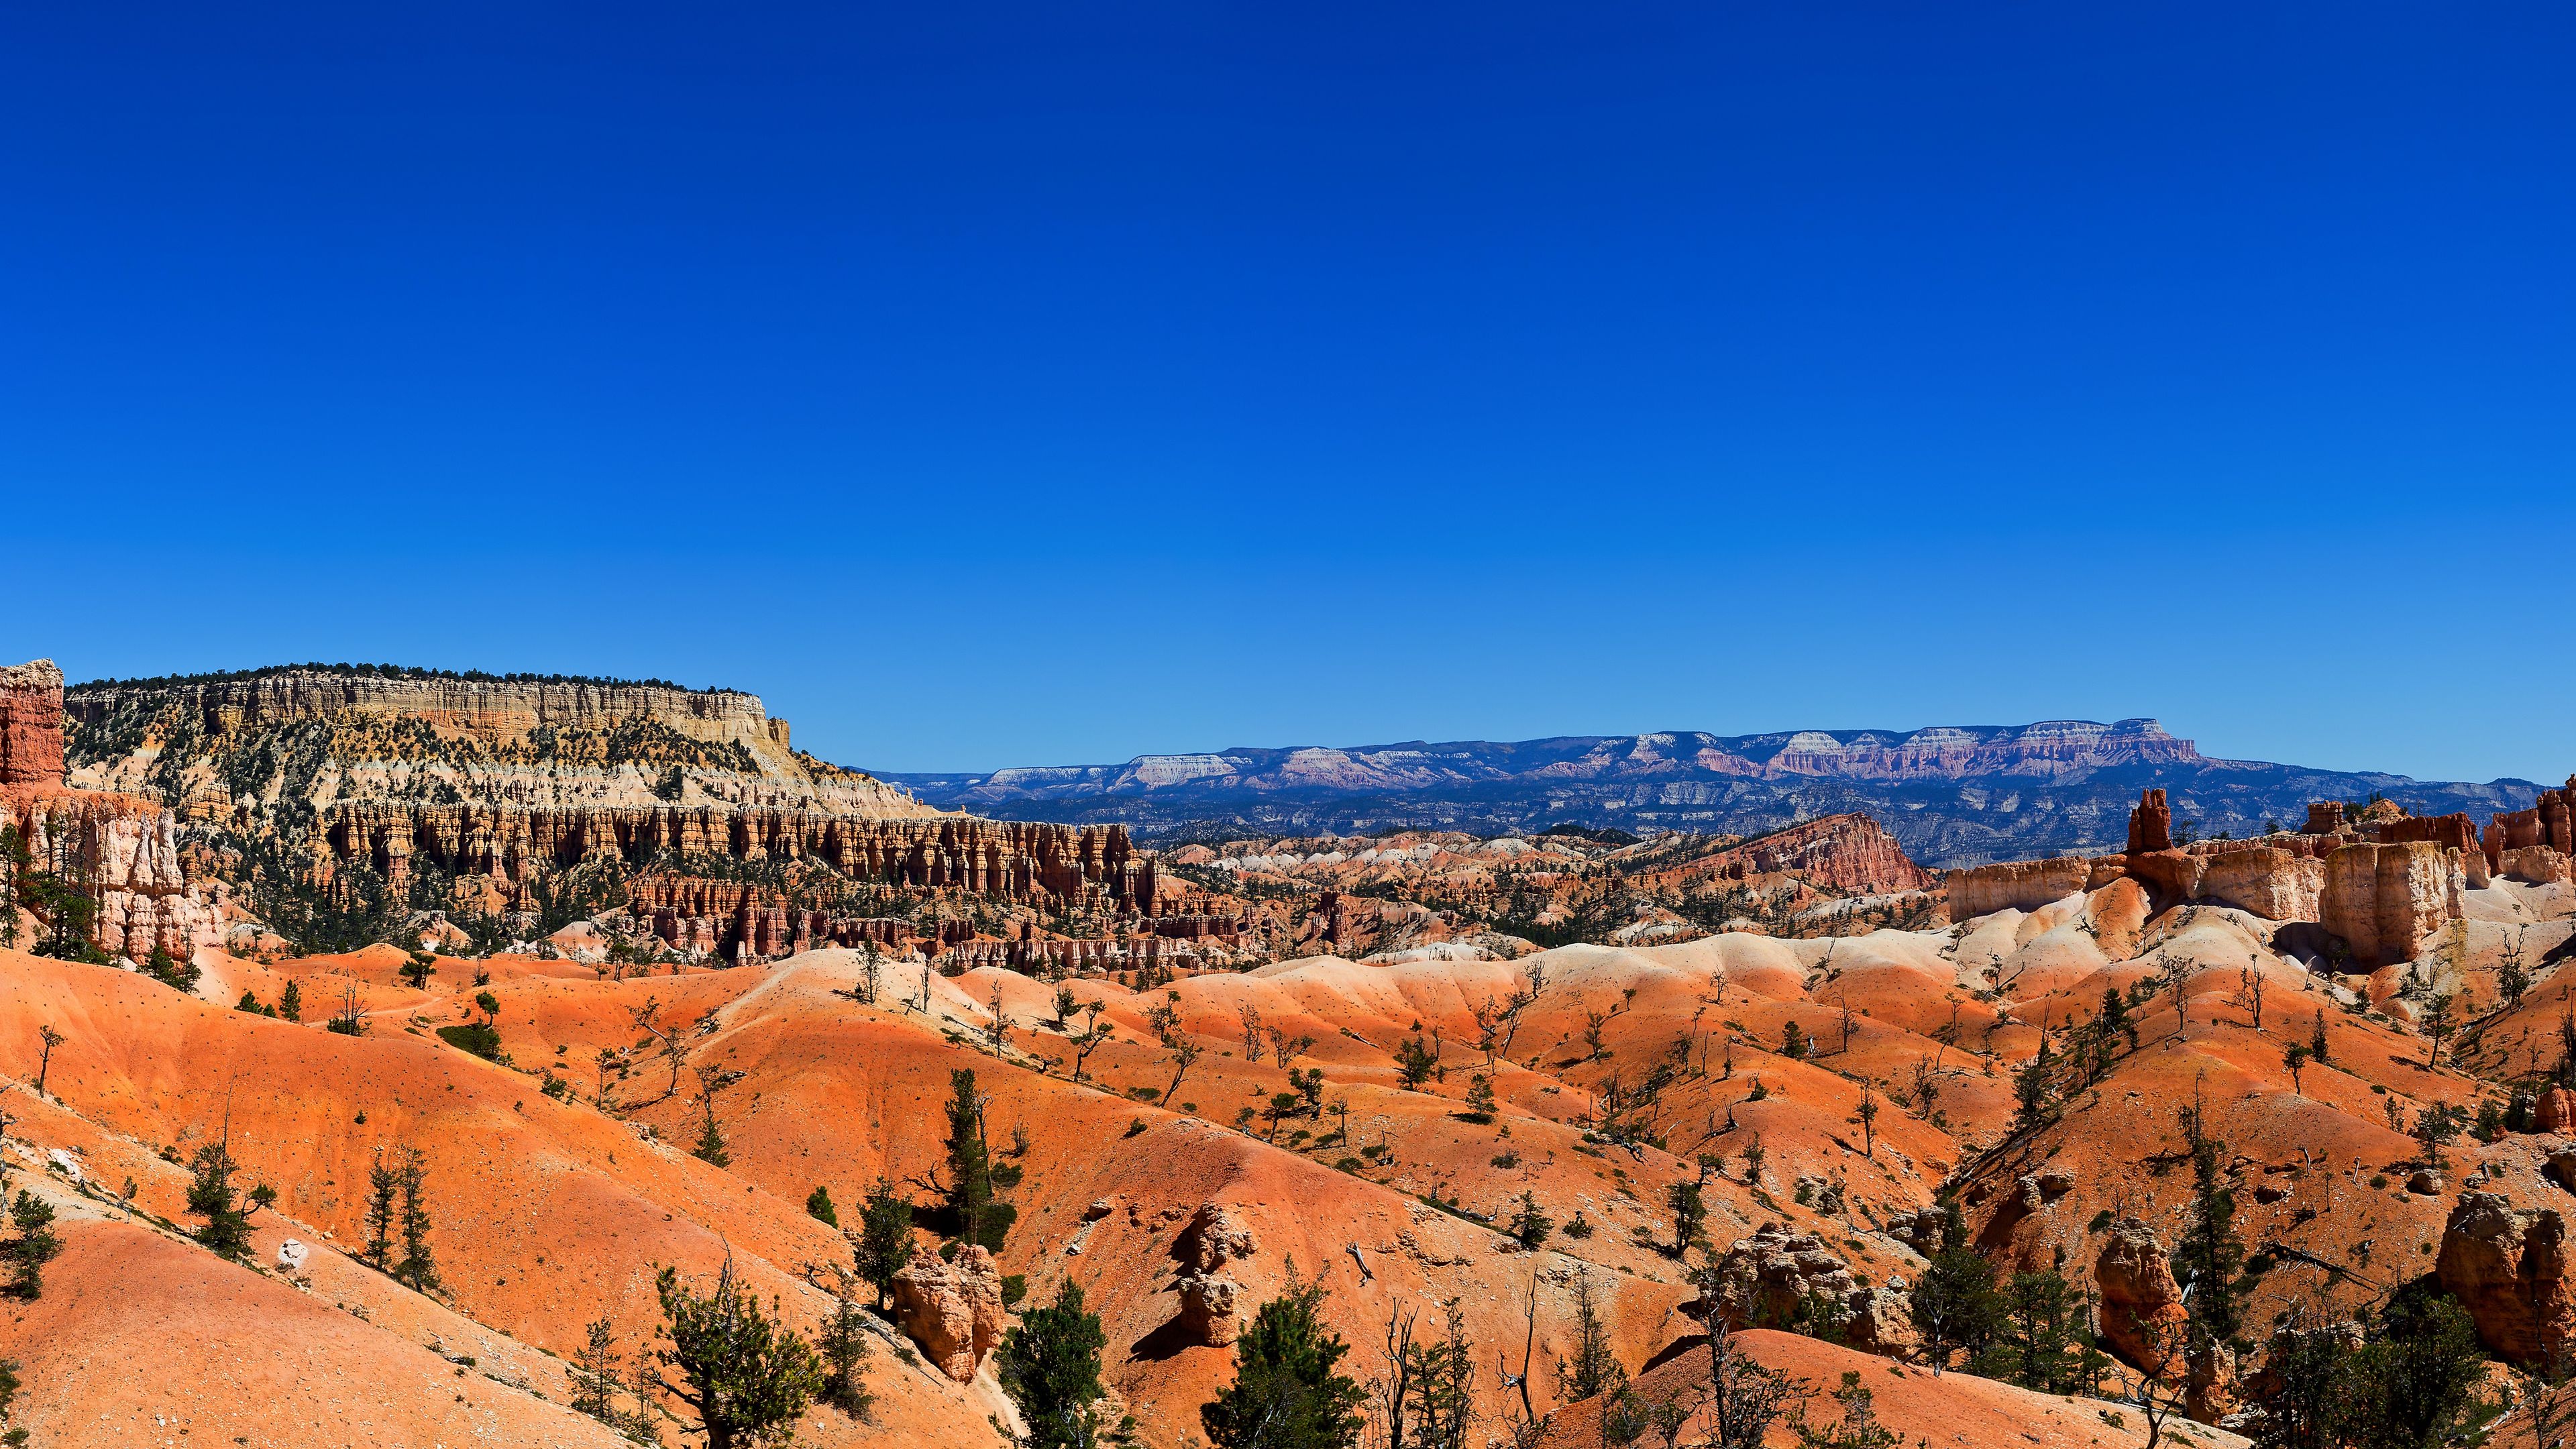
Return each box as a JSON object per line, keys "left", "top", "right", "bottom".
{"left": 0, "top": 660, "right": 66, "bottom": 787}
{"left": 322, "top": 804, "right": 1150, "bottom": 916}
{"left": 1944, "top": 788, "right": 2502, "bottom": 966}
{"left": 64, "top": 667, "right": 941, "bottom": 818}
{"left": 1, "top": 659, "right": 222, "bottom": 962}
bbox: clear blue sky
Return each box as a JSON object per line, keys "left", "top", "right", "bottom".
{"left": 6, "top": 5, "right": 2571, "bottom": 782}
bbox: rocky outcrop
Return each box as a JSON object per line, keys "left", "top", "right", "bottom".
{"left": 2126, "top": 789, "right": 2172, "bottom": 855}
{"left": 1, "top": 659, "right": 221, "bottom": 964}
{"left": 1693, "top": 814, "right": 1934, "bottom": 895}
{"left": 2320, "top": 842, "right": 2463, "bottom": 967}
{"left": 2193, "top": 847, "right": 2323, "bottom": 921}
{"left": 1703, "top": 1224, "right": 1915, "bottom": 1357}
{"left": 2307, "top": 801, "right": 2346, "bottom": 834}
{"left": 2436, "top": 1192, "right": 2576, "bottom": 1364}
{"left": 1945, "top": 857, "right": 2090, "bottom": 919}
{"left": 2536, "top": 1088, "right": 2576, "bottom": 1136}
{"left": 2488, "top": 784, "right": 2576, "bottom": 871}
{"left": 325, "top": 804, "right": 1156, "bottom": 918}
{"left": 0, "top": 661, "right": 64, "bottom": 788}
{"left": 1168, "top": 1203, "right": 1257, "bottom": 1347}
{"left": 2094, "top": 1218, "right": 2186, "bottom": 1372}
{"left": 2379, "top": 812, "right": 2480, "bottom": 853}
{"left": 2500, "top": 847, "right": 2573, "bottom": 886}
{"left": 891, "top": 1242, "right": 1006, "bottom": 1381}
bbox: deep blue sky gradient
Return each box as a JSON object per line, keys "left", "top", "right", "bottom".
{"left": 5, "top": 5, "right": 2571, "bottom": 780}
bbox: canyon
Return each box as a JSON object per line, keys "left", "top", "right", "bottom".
{"left": 11, "top": 653, "right": 2576, "bottom": 1449}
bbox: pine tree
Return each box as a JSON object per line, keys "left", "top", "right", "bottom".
{"left": 650, "top": 1256, "right": 827, "bottom": 1449}
{"left": 1906, "top": 1197, "right": 2000, "bottom": 1374}
{"left": 0, "top": 1193, "right": 60, "bottom": 1299}
{"left": 853, "top": 1177, "right": 914, "bottom": 1310}
{"left": 941, "top": 1069, "right": 1016, "bottom": 1252}
{"left": 1666, "top": 1179, "right": 1707, "bottom": 1257}
{"left": 570, "top": 1316, "right": 656, "bottom": 1442}
{"left": 1974, "top": 1262, "right": 2102, "bottom": 1396}
{"left": 1705, "top": 1318, "right": 1803, "bottom": 1449}
{"left": 2347, "top": 1283, "right": 2489, "bottom": 1449}
{"left": 1556, "top": 1268, "right": 1627, "bottom": 1405}
{"left": 1201, "top": 1265, "right": 1368, "bottom": 1449}
{"left": 186, "top": 1135, "right": 262, "bottom": 1260}
{"left": 393, "top": 1145, "right": 439, "bottom": 1291}
{"left": 805, "top": 1184, "right": 839, "bottom": 1227}
{"left": 816, "top": 1269, "right": 875, "bottom": 1419}
{"left": 693, "top": 1071, "right": 732, "bottom": 1169}
{"left": 2243, "top": 1311, "right": 2359, "bottom": 1449}
{"left": 2009, "top": 1032, "right": 2057, "bottom": 1136}
{"left": 999, "top": 1277, "right": 1111, "bottom": 1449}
{"left": 278, "top": 979, "right": 303, "bottom": 1022}
{"left": 364, "top": 1150, "right": 400, "bottom": 1270}
{"left": 2172, "top": 1134, "right": 2246, "bottom": 1393}
{"left": 1788, "top": 1371, "right": 1900, "bottom": 1448}
{"left": 1397, "top": 1298, "right": 1477, "bottom": 1449}
{"left": 1505, "top": 1191, "right": 1552, "bottom": 1250}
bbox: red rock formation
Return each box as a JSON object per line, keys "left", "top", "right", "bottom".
{"left": 2095, "top": 1217, "right": 2186, "bottom": 1372}
{"left": 0, "top": 660, "right": 221, "bottom": 963}
{"left": 2192, "top": 847, "right": 2322, "bottom": 921}
{"left": 2378, "top": 812, "right": 2479, "bottom": 853}
{"left": 2126, "top": 788, "right": 2172, "bottom": 855}
{"left": 2320, "top": 841, "right": 2461, "bottom": 967}
{"left": 325, "top": 804, "right": 1155, "bottom": 916}
{"left": 891, "top": 1242, "right": 1006, "bottom": 1381}
{"left": 1705, "top": 1224, "right": 1915, "bottom": 1358}
{"left": 1945, "top": 857, "right": 2090, "bottom": 918}
{"left": 1169, "top": 1203, "right": 1257, "bottom": 1347}
{"left": 2306, "top": 801, "right": 2346, "bottom": 834}
{"left": 0, "top": 661, "right": 65, "bottom": 788}
{"left": 1693, "top": 814, "right": 1933, "bottom": 895}
{"left": 1, "top": 788, "right": 225, "bottom": 963}
{"left": 2537, "top": 1088, "right": 2576, "bottom": 1136}
{"left": 2436, "top": 1192, "right": 2576, "bottom": 1364}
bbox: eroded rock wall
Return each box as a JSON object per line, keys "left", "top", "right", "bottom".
{"left": 0, "top": 660, "right": 65, "bottom": 788}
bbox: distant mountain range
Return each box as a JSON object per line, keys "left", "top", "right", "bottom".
{"left": 885, "top": 720, "right": 2553, "bottom": 867}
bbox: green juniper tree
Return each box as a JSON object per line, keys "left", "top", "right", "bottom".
{"left": 2172, "top": 1131, "right": 2247, "bottom": 1397}
{"left": 390, "top": 1144, "right": 439, "bottom": 1291}
{"left": 1906, "top": 1197, "right": 2000, "bottom": 1375}
{"left": 1201, "top": 1263, "right": 1368, "bottom": 1449}
{"left": 0, "top": 1193, "right": 60, "bottom": 1299}
{"left": 853, "top": 1177, "right": 914, "bottom": 1310}
{"left": 186, "top": 1128, "right": 269, "bottom": 1261}
{"left": 649, "top": 1254, "right": 826, "bottom": 1449}
{"left": 999, "top": 1277, "right": 1112, "bottom": 1449}
{"left": 816, "top": 1267, "right": 876, "bottom": 1420}
{"left": 941, "top": 1069, "right": 1018, "bottom": 1252}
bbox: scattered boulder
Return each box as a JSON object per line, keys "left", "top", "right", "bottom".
{"left": 277, "top": 1239, "right": 310, "bottom": 1273}
{"left": 1169, "top": 1203, "right": 1257, "bottom": 1347}
{"left": 2536, "top": 1087, "right": 2576, "bottom": 1136}
{"left": 2545, "top": 1147, "right": 2576, "bottom": 1193}
{"left": 892, "top": 1242, "right": 1006, "bottom": 1381}
{"left": 2436, "top": 1192, "right": 2576, "bottom": 1364}
{"left": 1707, "top": 1224, "right": 1861, "bottom": 1330}
{"left": 2094, "top": 1218, "right": 2186, "bottom": 1372}
{"left": 1880, "top": 1207, "right": 1943, "bottom": 1258}
{"left": 2408, "top": 1171, "right": 2443, "bottom": 1197}
{"left": 1703, "top": 1224, "right": 1915, "bottom": 1356}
